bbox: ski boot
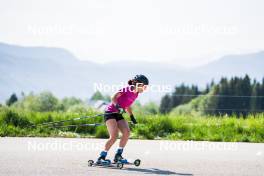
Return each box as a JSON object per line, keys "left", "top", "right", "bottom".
{"left": 96, "top": 151, "right": 111, "bottom": 166}
{"left": 113, "top": 148, "right": 128, "bottom": 164}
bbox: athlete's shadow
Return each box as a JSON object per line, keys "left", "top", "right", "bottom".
{"left": 113, "top": 167, "right": 193, "bottom": 175}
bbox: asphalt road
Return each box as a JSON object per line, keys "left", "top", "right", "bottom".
{"left": 0, "top": 137, "right": 263, "bottom": 176}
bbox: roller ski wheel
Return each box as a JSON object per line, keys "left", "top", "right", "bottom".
{"left": 88, "top": 160, "right": 94, "bottom": 167}
{"left": 134, "top": 159, "right": 141, "bottom": 167}
{"left": 117, "top": 162, "right": 124, "bottom": 169}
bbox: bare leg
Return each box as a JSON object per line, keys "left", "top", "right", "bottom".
{"left": 104, "top": 119, "right": 118, "bottom": 151}
{"left": 117, "top": 119, "right": 130, "bottom": 148}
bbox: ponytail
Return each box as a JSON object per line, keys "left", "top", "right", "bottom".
{"left": 128, "top": 79, "right": 134, "bottom": 85}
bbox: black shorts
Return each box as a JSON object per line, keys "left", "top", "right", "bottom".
{"left": 104, "top": 112, "right": 124, "bottom": 122}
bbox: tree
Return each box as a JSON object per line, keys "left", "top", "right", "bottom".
{"left": 159, "top": 94, "right": 171, "bottom": 114}
{"left": 33, "top": 91, "right": 59, "bottom": 112}
{"left": 204, "top": 84, "right": 210, "bottom": 94}
{"left": 143, "top": 102, "right": 159, "bottom": 114}
{"left": 6, "top": 93, "right": 18, "bottom": 106}
{"left": 250, "top": 82, "right": 261, "bottom": 113}
{"left": 91, "top": 91, "right": 105, "bottom": 101}
{"left": 261, "top": 78, "right": 264, "bottom": 110}
{"left": 159, "top": 83, "right": 203, "bottom": 114}
{"left": 90, "top": 91, "right": 111, "bottom": 102}
{"left": 61, "top": 97, "right": 83, "bottom": 110}
{"left": 239, "top": 75, "right": 252, "bottom": 116}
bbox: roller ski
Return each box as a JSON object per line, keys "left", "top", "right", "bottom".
{"left": 112, "top": 153, "right": 141, "bottom": 169}
{"left": 110, "top": 148, "right": 140, "bottom": 169}
{"left": 88, "top": 150, "right": 141, "bottom": 169}
{"left": 88, "top": 158, "right": 141, "bottom": 169}
{"left": 114, "top": 148, "right": 141, "bottom": 168}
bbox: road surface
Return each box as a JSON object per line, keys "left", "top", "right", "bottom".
{"left": 0, "top": 137, "right": 263, "bottom": 176}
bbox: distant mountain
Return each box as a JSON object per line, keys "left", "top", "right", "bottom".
{"left": 0, "top": 42, "right": 263, "bottom": 103}
{"left": 196, "top": 51, "right": 264, "bottom": 80}
{"left": 0, "top": 42, "right": 183, "bottom": 103}
{"left": 0, "top": 42, "right": 99, "bottom": 103}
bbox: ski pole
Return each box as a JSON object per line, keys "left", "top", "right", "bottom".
{"left": 28, "top": 112, "right": 118, "bottom": 128}
{"left": 50, "top": 121, "right": 137, "bottom": 128}
{"left": 48, "top": 123, "right": 105, "bottom": 128}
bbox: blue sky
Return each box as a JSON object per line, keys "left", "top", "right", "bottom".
{"left": 0, "top": 0, "right": 264, "bottom": 67}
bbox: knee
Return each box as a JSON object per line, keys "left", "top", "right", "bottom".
{"left": 122, "top": 129, "right": 130, "bottom": 138}
{"left": 109, "top": 134, "right": 117, "bottom": 143}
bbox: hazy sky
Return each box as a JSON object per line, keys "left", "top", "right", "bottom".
{"left": 0, "top": 0, "right": 264, "bottom": 67}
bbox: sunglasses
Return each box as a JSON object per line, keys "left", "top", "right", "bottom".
{"left": 136, "top": 83, "right": 148, "bottom": 90}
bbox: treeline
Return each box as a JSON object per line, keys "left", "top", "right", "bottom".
{"left": 159, "top": 81, "right": 215, "bottom": 113}
{"left": 208, "top": 75, "right": 264, "bottom": 116}
{"left": 4, "top": 91, "right": 159, "bottom": 115}
{"left": 160, "top": 75, "right": 264, "bottom": 116}
{"left": 4, "top": 90, "right": 113, "bottom": 113}
{"left": 4, "top": 75, "right": 264, "bottom": 116}
{"left": 4, "top": 91, "right": 87, "bottom": 113}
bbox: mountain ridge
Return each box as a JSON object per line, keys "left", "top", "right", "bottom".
{"left": 0, "top": 42, "right": 263, "bottom": 103}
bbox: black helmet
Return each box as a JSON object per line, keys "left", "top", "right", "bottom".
{"left": 134, "top": 74, "right": 149, "bottom": 85}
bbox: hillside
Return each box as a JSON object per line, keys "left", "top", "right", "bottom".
{"left": 1, "top": 42, "right": 264, "bottom": 103}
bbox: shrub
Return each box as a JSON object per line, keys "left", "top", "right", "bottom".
{"left": 95, "top": 126, "right": 109, "bottom": 138}
{"left": 0, "top": 108, "right": 31, "bottom": 127}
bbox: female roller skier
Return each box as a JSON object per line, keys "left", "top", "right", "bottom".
{"left": 96, "top": 74, "right": 149, "bottom": 164}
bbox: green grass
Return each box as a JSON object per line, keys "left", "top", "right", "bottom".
{"left": 0, "top": 106, "right": 263, "bottom": 142}
{"left": 132, "top": 113, "right": 264, "bottom": 142}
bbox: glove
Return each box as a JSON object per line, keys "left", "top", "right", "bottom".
{"left": 130, "top": 114, "right": 137, "bottom": 124}
{"left": 114, "top": 103, "right": 124, "bottom": 113}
